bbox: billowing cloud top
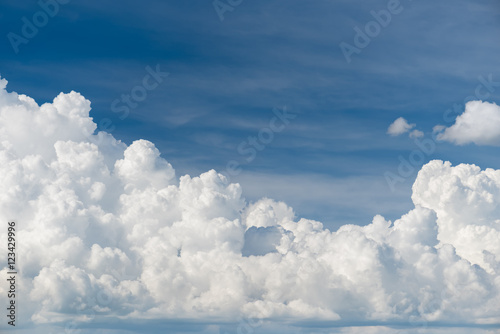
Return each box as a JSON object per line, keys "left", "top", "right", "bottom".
{"left": 437, "top": 100, "right": 500, "bottom": 146}
{"left": 1, "top": 78, "right": 500, "bottom": 331}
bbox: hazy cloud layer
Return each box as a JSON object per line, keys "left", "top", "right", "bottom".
{"left": 0, "top": 80, "right": 500, "bottom": 331}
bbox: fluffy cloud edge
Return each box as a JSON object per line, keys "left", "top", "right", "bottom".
{"left": 387, "top": 117, "right": 415, "bottom": 136}
{"left": 0, "top": 79, "right": 499, "bottom": 331}
{"left": 436, "top": 100, "right": 500, "bottom": 146}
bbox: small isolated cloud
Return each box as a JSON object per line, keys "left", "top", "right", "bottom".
{"left": 409, "top": 129, "right": 424, "bottom": 139}
{"left": 437, "top": 100, "right": 500, "bottom": 146}
{"left": 1, "top": 79, "right": 500, "bottom": 331}
{"left": 387, "top": 117, "right": 415, "bottom": 136}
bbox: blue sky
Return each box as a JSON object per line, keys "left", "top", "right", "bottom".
{"left": 1, "top": 1, "right": 500, "bottom": 333}
{"left": 2, "top": 0, "right": 500, "bottom": 229}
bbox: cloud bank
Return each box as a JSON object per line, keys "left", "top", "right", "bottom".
{"left": 1, "top": 78, "right": 500, "bottom": 332}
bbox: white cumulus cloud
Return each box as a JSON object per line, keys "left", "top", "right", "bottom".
{"left": 437, "top": 100, "right": 500, "bottom": 146}
{"left": 387, "top": 117, "right": 415, "bottom": 136}
{"left": 0, "top": 78, "right": 500, "bottom": 332}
